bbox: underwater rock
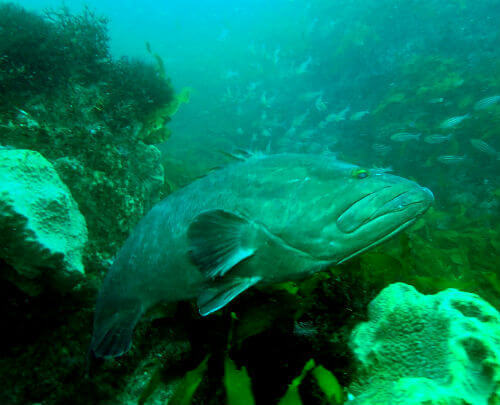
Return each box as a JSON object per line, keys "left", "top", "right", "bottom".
{"left": 0, "top": 149, "right": 88, "bottom": 295}
{"left": 348, "top": 282, "right": 500, "bottom": 405}
{"left": 0, "top": 4, "right": 177, "bottom": 268}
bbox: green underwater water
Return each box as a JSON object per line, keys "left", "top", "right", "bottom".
{"left": 0, "top": 0, "right": 500, "bottom": 404}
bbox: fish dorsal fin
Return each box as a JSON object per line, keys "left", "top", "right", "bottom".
{"left": 187, "top": 209, "right": 263, "bottom": 278}
{"left": 198, "top": 276, "right": 261, "bottom": 316}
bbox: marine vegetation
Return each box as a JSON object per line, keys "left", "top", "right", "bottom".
{"left": 0, "top": 2, "right": 177, "bottom": 265}
{"left": 1, "top": 0, "right": 500, "bottom": 404}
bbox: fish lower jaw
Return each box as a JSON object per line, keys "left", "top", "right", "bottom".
{"left": 336, "top": 217, "right": 416, "bottom": 265}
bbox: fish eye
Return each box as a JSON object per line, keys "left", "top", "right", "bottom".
{"left": 352, "top": 168, "right": 369, "bottom": 179}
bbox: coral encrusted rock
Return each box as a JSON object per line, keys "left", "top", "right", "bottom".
{"left": 348, "top": 282, "right": 500, "bottom": 405}
{"left": 0, "top": 149, "right": 88, "bottom": 295}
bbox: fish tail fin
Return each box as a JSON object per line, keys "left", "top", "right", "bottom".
{"left": 90, "top": 303, "right": 143, "bottom": 359}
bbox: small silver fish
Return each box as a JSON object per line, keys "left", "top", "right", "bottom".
{"left": 284, "top": 126, "right": 297, "bottom": 137}
{"left": 223, "top": 70, "right": 239, "bottom": 80}
{"left": 350, "top": 110, "right": 370, "bottom": 121}
{"left": 439, "top": 114, "right": 470, "bottom": 129}
{"left": 15, "top": 107, "right": 29, "bottom": 116}
{"left": 474, "top": 96, "right": 500, "bottom": 111}
{"left": 292, "top": 110, "right": 310, "bottom": 127}
{"left": 299, "top": 128, "right": 317, "bottom": 139}
{"left": 296, "top": 56, "right": 312, "bottom": 74}
{"left": 470, "top": 139, "right": 500, "bottom": 159}
{"left": 428, "top": 97, "right": 444, "bottom": 104}
{"left": 325, "top": 106, "right": 350, "bottom": 123}
{"left": 372, "top": 143, "right": 392, "bottom": 155}
{"left": 390, "top": 132, "right": 421, "bottom": 142}
{"left": 437, "top": 155, "right": 467, "bottom": 164}
{"left": 272, "top": 47, "right": 280, "bottom": 65}
{"left": 315, "top": 96, "right": 327, "bottom": 112}
{"left": 301, "top": 90, "right": 323, "bottom": 101}
{"left": 293, "top": 321, "right": 318, "bottom": 337}
{"left": 262, "top": 128, "right": 272, "bottom": 137}
{"left": 424, "top": 133, "right": 453, "bottom": 144}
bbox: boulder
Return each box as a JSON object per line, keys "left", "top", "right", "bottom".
{"left": 0, "top": 149, "right": 88, "bottom": 295}
{"left": 348, "top": 282, "right": 500, "bottom": 405}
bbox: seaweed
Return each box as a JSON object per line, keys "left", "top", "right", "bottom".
{"left": 169, "top": 356, "right": 209, "bottom": 405}
{"left": 0, "top": 2, "right": 175, "bottom": 134}
{"left": 0, "top": 4, "right": 108, "bottom": 108}
{"left": 224, "top": 355, "right": 256, "bottom": 405}
{"left": 279, "top": 359, "right": 316, "bottom": 405}
{"left": 279, "top": 359, "right": 344, "bottom": 405}
{"left": 1, "top": 1, "right": 500, "bottom": 403}
{"left": 106, "top": 57, "right": 174, "bottom": 125}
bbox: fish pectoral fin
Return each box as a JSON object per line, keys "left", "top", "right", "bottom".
{"left": 188, "top": 209, "right": 265, "bottom": 278}
{"left": 198, "top": 276, "right": 261, "bottom": 316}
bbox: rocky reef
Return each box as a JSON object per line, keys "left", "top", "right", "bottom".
{"left": 0, "top": 3, "right": 182, "bottom": 403}
{"left": 0, "top": 149, "right": 88, "bottom": 295}
{"left": 0, "top": 3, "right": 178, "bottom": 281}
{"left": 348, "top": 283, "right": 500, "bottom": 404}
{"left": 1, "top": 2, "right": 500, "bottom": 405}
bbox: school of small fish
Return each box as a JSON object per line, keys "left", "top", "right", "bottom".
{"left": 218, "top": 34, "right": 498, "bottom": 168}
{"left": 384, "top": 95, "right": 499, "bottom": 165}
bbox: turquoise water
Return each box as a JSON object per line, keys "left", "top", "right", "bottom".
{"left": 1, "top": 0, "right": 500, "bottom": 403}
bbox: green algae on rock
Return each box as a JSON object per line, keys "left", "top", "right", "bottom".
{"left": 0, "top": 149, "right": 88, "bottom": 295}
{"left": 0, "top": 3, "right": 177, "bottom": 270}
{"left": 348, "top": 282, "right": 500, "bottom": 404}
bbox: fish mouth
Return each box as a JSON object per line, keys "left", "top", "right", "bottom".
{"left": 337, "top": 217, "right": 417, "bottom": 265}
{"left": 336, "top": 185, "right": 434, "bottom": 234}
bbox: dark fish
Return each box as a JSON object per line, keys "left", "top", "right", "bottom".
{"left": 90, "top": 153, "right": 433, "bottom": 359}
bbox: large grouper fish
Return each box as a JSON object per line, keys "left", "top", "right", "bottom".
{"left": 90, "top": 153, "right": 433, "bottom": 358}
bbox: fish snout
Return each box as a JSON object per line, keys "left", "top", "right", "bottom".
{"left": 391, "top": 185, "right": 433, "bottom": 209}
{"left": 374, "top": 185, "right": 434, "bottom": 221}
{"left": 336, "top": 184, "right": 433, "bottom": 234}
{"left": 420, "top": 187, "right": 435, "bottom": 204}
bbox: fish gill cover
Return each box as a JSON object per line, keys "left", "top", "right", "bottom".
{"left": 0, "top": 0, "right": 499, "bottom": 404}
